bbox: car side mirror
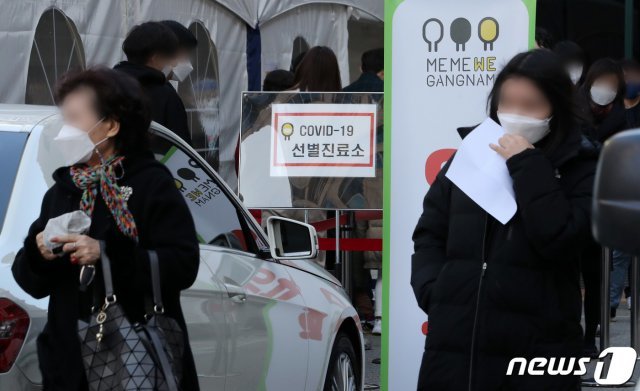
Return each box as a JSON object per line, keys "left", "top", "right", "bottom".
{"left": 593, "top": 129, "right": 640, "bottom": 254}
{"left": 266, "top": 217, "right": 318, "bottom": 260}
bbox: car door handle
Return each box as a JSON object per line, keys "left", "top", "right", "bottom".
{"left": 224, "top": 282, "right": 247, "bottom": 304}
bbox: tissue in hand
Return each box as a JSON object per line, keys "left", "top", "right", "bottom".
{"left": 43, "top": 211, "right": 92, "bottom": 251}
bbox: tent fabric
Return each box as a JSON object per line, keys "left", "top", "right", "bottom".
{"left": 260, "top": 3, "right": 351, "bottom": 87}
{"left": 216, "top": 0, "right": 383, "bottom": 27}
{"left": 0, "top": 0, "right": 246, "bottom": 188}
{"left": 0, "top": 1, "right": 127, "bottom": 104}
{"left": 0, "top": 0, "right": 382, "bottom": 190}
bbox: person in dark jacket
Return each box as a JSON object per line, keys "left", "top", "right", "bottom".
{"left": 578, "top": 58, "right": 627, "bottom": 143}
{"left": 622, "top": 58, "right": 640, "bottom": 129}
{"left": 114, "top": 21, "right": 193, "bottom": 145}
{"left": 575, "top": 59, "right": 626, "bottom": 346}
{"left": 263, "top": 69, "right": 295, "bottom": 91}
{"left": 554, "top": 40, "right": 587, "bottom": 86}
{"left": 535, "top": 27, "right": 555, "bottom": 49}
{"left": 343, "top": 48, "right": 384, "bottom": 92}
{"left": 605, "top": 58, "right": 640, "bottom": 322}
{"left": 412, "top": 50, "right": 597, "bottom": 390}
{"left": 11, "top": 67, "right": 200, "bottom": 391}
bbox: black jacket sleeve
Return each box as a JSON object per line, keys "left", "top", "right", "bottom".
{"left": 104, "top": 166, "right": 200, "bottom": 294}
{"left": 411, "top": 162, "right": 452, "bottom": 314}
{"left": 163, "top": 88, "right": 192, "bottom": 146}
{"left": 507, "top": 148, "right": 595, "bottom": 261}
{"left": 11, "top": 189, "right": 65, "bottom": 299}
{"left": 595, "top": 103, "right": 627, "bottom": 142}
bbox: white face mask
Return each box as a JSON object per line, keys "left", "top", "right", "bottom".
{"left": 53, "top": 119, "right": 107, "bottom": 166}
{"left": 590, "top": 85, "right": 617, "bottom": 106}
{"left": 171, "top": 60, "right": 194, "bottom": 82}
{"left": 497, "top": 112, "right": 551, "bottom": 144}
{"left": 161, "top": 64, "right": 173, "bottom": 78}
{"left": 567, "top": 64, "right": 583, "bottom": 85}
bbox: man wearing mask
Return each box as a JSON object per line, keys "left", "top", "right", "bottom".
{"left": 161, "top": 20, "right": 198, "bottom": 89}
{"left": 621, "top": 59, "right": 640, "bottom": 129}
{"left": 114, "top": 22, "right": 192, "bottom": 145}
{"left": 554, "top": 40, "right": 587, "bottom": 86}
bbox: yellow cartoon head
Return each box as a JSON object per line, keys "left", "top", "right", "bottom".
{"left": 281, "top": 122, "right": 294, "bottom": 140}
{"left": 478, "top": 17, "right": 499, "bottom": 51}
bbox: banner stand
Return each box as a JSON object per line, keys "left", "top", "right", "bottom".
{"left": 632, "top": 256, "right": 640, "bottom": 353}
{"left": 601, "top": 247, "right": 611, "bottom": 353}
{"left": 384, "top": 1, "right": 536, "bottom": 389}
{"left": 584, "top": 248, "right": 636, "bottom": 388}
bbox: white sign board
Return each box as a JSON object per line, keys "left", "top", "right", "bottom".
{"left": 270, "top": 103, "right": 377, "bottom": 177}
{"left": 162, "top": 146, "right": 240, "bottom": 244}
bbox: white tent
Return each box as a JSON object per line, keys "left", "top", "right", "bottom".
{"left": 216, "top": 0, "right": 383, "bottom": 27}
{"left": 0, "top": 0, "right": 382, "bottom": 189}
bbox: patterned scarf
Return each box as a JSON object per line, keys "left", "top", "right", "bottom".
{"left": 70, "top": 156, "right": 138, "bottom": 240}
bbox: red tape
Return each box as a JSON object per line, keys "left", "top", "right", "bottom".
{"left": 318, "top": 238, "right": 382, "bottom": 252}
{"left": 248, "top": 209, "right": 383, "bottom": 252}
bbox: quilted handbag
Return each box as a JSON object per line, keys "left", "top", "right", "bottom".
{"left": 77, "top": 242, "right": 184, "bottom": 390}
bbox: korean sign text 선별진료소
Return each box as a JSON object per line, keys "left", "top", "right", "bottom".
{"left": 270, "top": 103, "right": 377, "bottom": 178}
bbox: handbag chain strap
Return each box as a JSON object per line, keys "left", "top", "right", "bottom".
{"left": 95, "top": 240, "right": 116, "bottom": 344}
{"left": 98, "top": 241, "right": 116, "bottom": 307}
{"left": 148, "top": 250, "right": 165, "bottom": 314}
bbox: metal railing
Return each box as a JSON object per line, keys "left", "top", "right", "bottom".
{"left": 600, "top": 249, "right": 640, "bottom": 353}
{"left": 593, "top": 248, "right": 639, "bottom": 388}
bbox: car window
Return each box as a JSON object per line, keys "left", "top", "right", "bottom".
{"left": 149, "top": 132, "right": 264, "bottom": 254}
{"left": 0, "top": 132, "right": 28, "bottom": 235}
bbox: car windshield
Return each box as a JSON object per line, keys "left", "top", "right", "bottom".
{"left": 0, "top": 132, "right": 28, "bottom": 234}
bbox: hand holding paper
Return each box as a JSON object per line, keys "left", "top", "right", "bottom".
{"left": 445, "top": 118, "right": 517, "bottom": 224}
{"left": 490, "top": 133, "right": 534, "bottom": 160}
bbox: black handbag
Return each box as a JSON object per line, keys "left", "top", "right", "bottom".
{"left": 77, "top": 242, "right": 184, "bottom": 390}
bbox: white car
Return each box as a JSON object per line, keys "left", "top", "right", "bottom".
{"left": 0, "top": 105, "right": 364, "bottom": 391}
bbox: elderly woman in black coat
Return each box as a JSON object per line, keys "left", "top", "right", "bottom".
{"left": 412, "top": 50, "right": 597, "bottom": 390}
{"left": 12, "top": 68, "right": 200, "bottom": 390}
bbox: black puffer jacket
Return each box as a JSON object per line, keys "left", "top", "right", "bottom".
{"left": 114, "top": 61, "right": 192, "bottom": 145}
{"left": 576, "top": 92, "right": 627, "bottom": 143}
{"left": 411, "top": 126, "right": 596, "bottom": 391}
{"left": 12, "top": 151, "right": 200, "bottom": 391}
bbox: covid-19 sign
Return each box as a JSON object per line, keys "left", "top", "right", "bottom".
{"left": 270, "top": 103, "right": 377, "bottom": 177}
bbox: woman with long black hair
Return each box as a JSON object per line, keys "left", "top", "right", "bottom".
{"left": 412, "top": 49, "right": 597, "bottom": 390}
{"left": 290, "top": 46, "right": 342, "bottom": 92}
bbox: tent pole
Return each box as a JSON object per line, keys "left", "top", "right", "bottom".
{"left": 625, "top": 0, "right": 634, "bottom": 58}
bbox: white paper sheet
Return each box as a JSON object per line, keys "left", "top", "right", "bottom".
{"left": 445, "top": 117, "right": 517, "bottom": 224}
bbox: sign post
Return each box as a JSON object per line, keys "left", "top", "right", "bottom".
{"left": 383, "top": 1, "right": 536, "bottom": 389}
